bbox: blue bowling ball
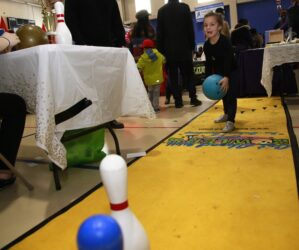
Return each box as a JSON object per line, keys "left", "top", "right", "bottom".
{"left": 77, "top": 214, "right": 123, "bottom": 250}
{"left": 202, "top": 74, "right": 226, "bottom": 100}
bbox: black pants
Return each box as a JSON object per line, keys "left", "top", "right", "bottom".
{"left": 0, "top": 93, "right": 26, "bottom": 170}
{"left": 222, "top": 70, "right": 238, "bottom": 123}
{"left": 165, "top": 77, "right": 172, "bottom": 100}
{"left": 167, "top": 60, "right": 197, "bottom": 106}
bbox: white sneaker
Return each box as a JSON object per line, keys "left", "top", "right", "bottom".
{"left": 222, "top": 121, "right": 235, "bottom": 133}
{"left": 214, "top": 114, "right": 228, "bottom": 123}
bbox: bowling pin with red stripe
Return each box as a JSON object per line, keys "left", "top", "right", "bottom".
{"left": 99, "top": 154, "right": 150, "bottom": 250}
{"left": 54, "top": 1, "right": 72, "bottom": 44}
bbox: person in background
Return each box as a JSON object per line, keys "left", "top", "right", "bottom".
{"left": 157, "top": 0, "right": 201, "bottom": 108}
{"left": 164, "top": 66, "right": 184, "bottom": 105}
{"left": 215, "top": 7, "right": 230, "bottom": 38}
{"left": 192, "top": 46, "right": 204, "bottom": 62}
{"left": 164, "top": 67, "right": 172, "bottom": 105}
{"left": 0, "top": 30, "right": 26, "bottom": 188}
{"left": 65, "top": 0, "right": 126, "bottom": 129}
{"left": 203, "top": 12, "right": 237, "bottom": 133}
{"left": 124, "top": 23, "right": 133, "bottom": 47}
{"left": 287, "top": 0, "right": 299, "bottom": 38}
{"left": 0, "top": 94, "right": 26, "bottom": 189}
{"left": 274, "top": 9, "right": 289, "bottom": 32}
{"left": 231, "top": 18, "right": 253, "bottom": 52}
{"left": 250, "top": 28, "right": 264, "bottom": 48}
{"left": 129, "top": 9, "right": 156, "bottom": 62}
{"left": 137, "top": 39, "right": 165, "bottom": 113}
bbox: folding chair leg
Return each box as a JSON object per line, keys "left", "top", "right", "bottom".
{"left": 0, "top": 153, "right": 34, "bottom": 190}
{"left": 52, "top": 163, "right": 61, "bottom": 190}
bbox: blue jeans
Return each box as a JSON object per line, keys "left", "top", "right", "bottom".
{"left": 148, "top": 84, "right": 161, "bottom": 110}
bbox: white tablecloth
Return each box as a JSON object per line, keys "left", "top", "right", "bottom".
{"left": 261, "top": 43, "right": 299, "bottom": 96}
{"left": 0, "top": 44, "right": 155, "bottom": 169}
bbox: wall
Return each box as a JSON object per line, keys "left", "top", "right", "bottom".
{"left": 0, "top": 0, "right": 43, "bottom": 27}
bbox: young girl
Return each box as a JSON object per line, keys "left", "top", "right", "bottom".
{"left": 203, "top": 12, "right": 237, "bottom": 133}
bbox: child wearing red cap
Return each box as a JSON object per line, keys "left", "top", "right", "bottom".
{"left": 137, "top": 39, "right": 165, "bottom": 112}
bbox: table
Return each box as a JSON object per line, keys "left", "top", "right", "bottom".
{"left": 261, "top": 43, "right": 299, "bottom": 96}
{"left": 0, "top": 44, "right": 155, "bottom": 169}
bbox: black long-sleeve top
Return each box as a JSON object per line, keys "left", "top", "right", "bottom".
{"left": 64, "top": 0, "right": 125, "bottom": 47}
{"left": 287, "top": 5, "right": 299, "bottom": 36}
{"left": 203, "top": 34, "right": 235, "bottom": 78}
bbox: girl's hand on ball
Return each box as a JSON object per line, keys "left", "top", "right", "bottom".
{"left": 219, "top": 77, "right": 229, "bottom": 92}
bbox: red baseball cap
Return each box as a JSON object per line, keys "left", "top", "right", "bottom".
{"left": 141, "top": 39, "right": 154, "bottom": 48}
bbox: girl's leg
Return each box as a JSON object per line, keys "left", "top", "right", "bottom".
{"left": 222, "top": 71, "right": 238, "bottom": 123}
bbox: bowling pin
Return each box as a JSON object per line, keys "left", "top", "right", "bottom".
{"left": 54, "top": 1, "right": 72, "bottom": 44}
{"left": 99, "top": 154, "right": 150, "bottom": 250}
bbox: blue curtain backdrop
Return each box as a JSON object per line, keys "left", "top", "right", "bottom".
{"left": 237, "top": 0, "right": 290, "bottom": 35}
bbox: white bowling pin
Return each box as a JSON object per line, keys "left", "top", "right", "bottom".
{"left": 100, "top": 154, "right": 150, "bottom": 250}
{"left": 54, "top": 1, "right": 72, "bottom": 44}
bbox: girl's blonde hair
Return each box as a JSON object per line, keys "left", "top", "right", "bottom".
{"left": 203, "top": 11, "right": 224, "bottom": 27}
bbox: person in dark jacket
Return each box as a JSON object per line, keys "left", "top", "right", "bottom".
{"left": 65, "top": 0, "right": 125, "bottom": 47}
{"left": 231, "top": 19, "right": 253, "bottom": 52}
{"left": 129, "top": 9, "right": 156, "bottom": 62}
{"left": 65, "top": 0, "right": 126, "bottom": 128}
{"left": 274, "top": 9, "right": 289, "bottom": 32}
{"left": 156, "top": 0, "right": 201, "bottom": 108}
{"left": 287, "top": 0, "right": 299, "bottom": 37}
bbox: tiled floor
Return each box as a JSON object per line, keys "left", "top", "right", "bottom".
{"left": 0, "top": 88, "right": 298, "bottom": 249}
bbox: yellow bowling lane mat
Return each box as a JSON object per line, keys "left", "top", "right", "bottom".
{"left": 11, "top": 97, "right": 299, "bottom": 250}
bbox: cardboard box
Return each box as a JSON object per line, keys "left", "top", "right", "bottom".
{"left": 265, "top": 29, "right": 284, "bottom": 44}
